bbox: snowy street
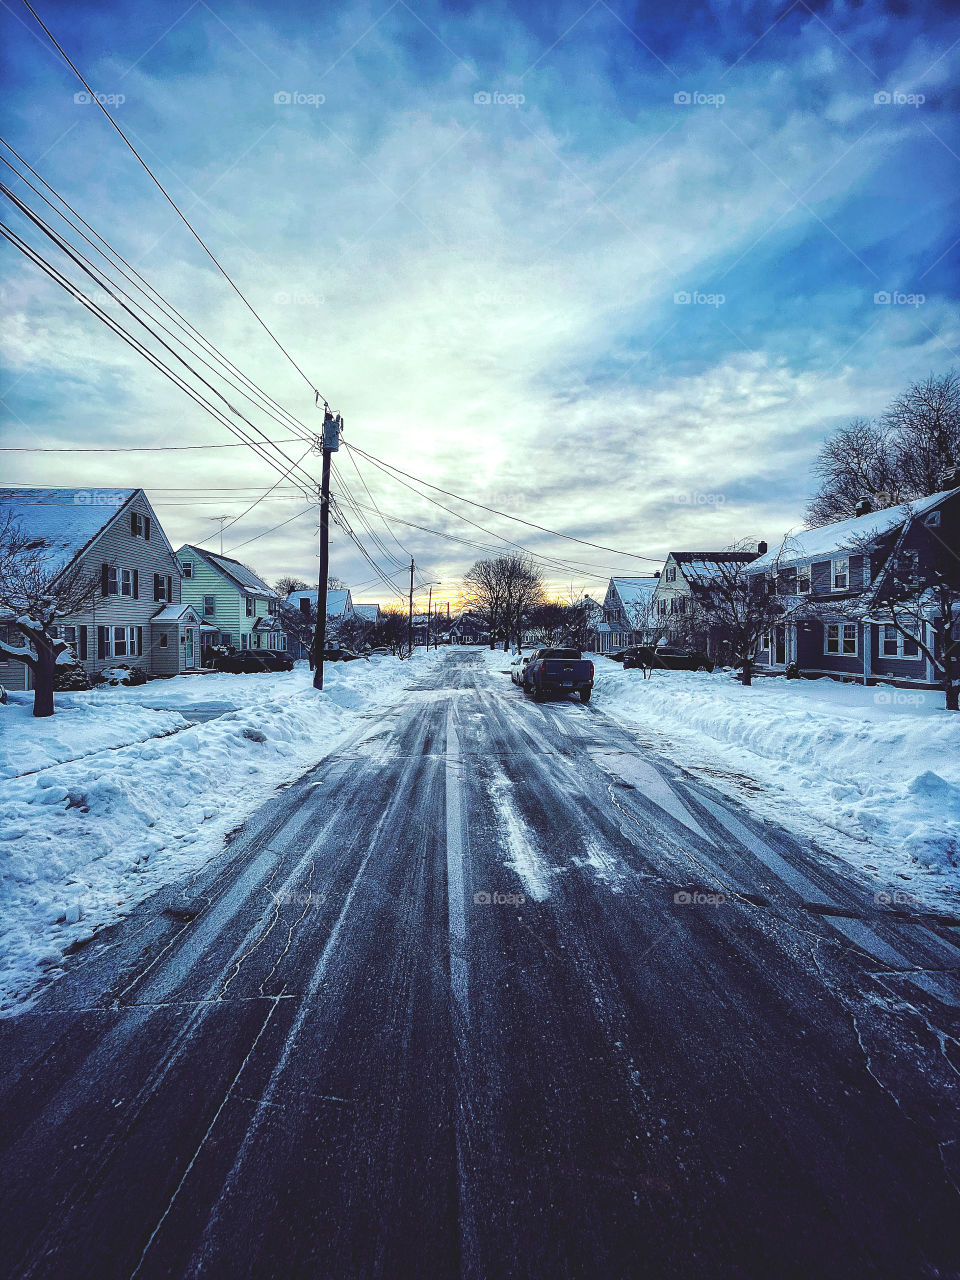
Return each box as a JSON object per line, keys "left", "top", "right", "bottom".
{"left": 2, "top": 647, "right": 958, "bottom": 1279}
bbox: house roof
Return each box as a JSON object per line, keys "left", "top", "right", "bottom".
{"left": 151, "top": 602, "right": 201, "bottom": 623}
{"left": 353, "top": 603, "right": 379, "bottom": 621}
{"left": 0, "top": 487, "right": 138, "bottom": 577}
{"left": 287, "top": 588, "right": 352, "bottom": 617}
{"left": 179, "top": 545, "right": 278, "bottom": 596}
{"left": 748, "top": 489, "right": 958, "bottom": 572}
{"left": 252, "top": 616, "right": 282, "bottom": 631}
{"left": 611, "top": 576, "right": 660, "bottom": 608}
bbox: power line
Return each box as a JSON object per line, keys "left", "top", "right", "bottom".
{"left": 0, "top": 184, "right": 319, "bottom": 497}
{"left": 0, "top": 439, "right": 306, "bottom": 452}
{"left": 19, "top": 0, "right": 331, "bottom": 409}
{"left": 0, "top": 222, "right": 316, "bottom": 496}
{"left": 346, "top": 442, "right": 664, "bottom": 564}
{"left": 225, "top": 505, "right": 317, "bottom": 553}
{"left": 0, "top": 143, "right": 319, "bottom": 450}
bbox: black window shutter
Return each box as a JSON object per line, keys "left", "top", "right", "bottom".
{"left": 131, "top": 511, "right": 138, "bottom": 536}
{"left": 133, "top": 569, "right": 139, "bottom": 599}
{"left": 101, "top": 563, "right": 109, "bottom": 596}
{"left": 154, "top": 573, "right": 162, "bottom": 601}
{"left": 97, "top": 626, "right": 107, "bottom": 660}
{"left": 137, "top": 626, "right": 143, "bottom": 658}
{"left": 78, "top": 626, "right": 88, "bottom": 661}
{"left": 145, "top": 516, "right": 151, "bottom": 541}
{"left": 167, "top": 575, "right": 172, "bottom": 602}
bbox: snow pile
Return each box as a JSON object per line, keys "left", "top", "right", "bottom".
{"left": 592, "top": 664, "right": 960, "bottom": 900}
{"left": 0, "top": 694, "right": 188, "bottom": 779}
{"left": 0, "top": 654, "right": 437, "bottom": 1008}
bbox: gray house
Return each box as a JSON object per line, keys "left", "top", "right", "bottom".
{"left": 0, "top": 487, "right": 199, "bottom": 689}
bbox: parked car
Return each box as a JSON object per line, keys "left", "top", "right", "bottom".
{"left": 213, "top": 651, "right": 271, "bottom": 674}
{"left": 524, "top": 648, "right": 594, "bottom": 703}
{"left": 323, "top": 647, "right": 362, "bottom": 662}
{"left": 510, "top": 653, "right": 531, "bottom": 685}
{"left": 254, "top": 650, "right": 294, "bottom": 671}
{"left": 622, "top": 645, "right": 714, "bottom": 672}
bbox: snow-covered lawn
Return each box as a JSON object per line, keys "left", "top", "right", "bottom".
{"left": 0, "top": 654, "right": 440, "bottom": 1010}
{"left": 591, "top": 661, "right": 960, "bottom": 907}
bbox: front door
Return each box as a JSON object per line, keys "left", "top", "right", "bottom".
{"left": 184, "top": 628, "right": 194, "bottom": 667}
{"left": 775, "top": 625, "right": 786, "bottom": 665}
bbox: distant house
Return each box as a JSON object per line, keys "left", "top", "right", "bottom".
{"left": 283, "top": 587, "right": 354, "bottom": 658}
{"left": 0, "top": 487, "right": 198, "bottom": 689}
{"left": 450, "top": 609, "right": 488, "bottom": 645}
{"left": 592, "top": 577, "right": 661, "bottom": 653}
{"left": 353, "top": 603, "right": 381, "bottom": 625}
{"left": 747, "top": 489, "right": 959, "bottom": 686}
{"left": 652, "top": 549, "right": 764, "bottom": 656}
{"left": 177, "top": 545, "right": 286, "bottom": 660}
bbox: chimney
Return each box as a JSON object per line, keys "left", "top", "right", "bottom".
{"left": 757, "top": 541, "right": 767, "bottom": 555}
{"left": 654, "top": 570, "right": 660, "bottom": 578}
{"left": 855, "top": 497, "right": 873, "bottom": 517}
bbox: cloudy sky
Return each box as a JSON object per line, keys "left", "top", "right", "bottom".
{"left": 1, "top": 0, "right": 958, "bottom": 607}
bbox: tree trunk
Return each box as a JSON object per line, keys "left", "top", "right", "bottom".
{"left": 741, "top": 657, "right": 753, "bottom": 687}
{"left": 32, "top": 648, "right": 56, "bottom": 718}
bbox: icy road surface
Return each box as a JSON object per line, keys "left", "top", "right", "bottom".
{"left": 2, "top": 649, "right": 959, "bottom": 1279}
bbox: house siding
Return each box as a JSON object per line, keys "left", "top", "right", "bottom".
{"left": 177, "top": 546, "right": 285, "bottom": 653}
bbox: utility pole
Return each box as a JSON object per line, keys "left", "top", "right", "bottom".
{"left": 427, "top": 584, "right": 433, "bottom": 651}
{"left": 407, "top": 558, "right": 415, "bottom": 658}
{"left": 311, "top": 411, "right": 341, "bottom": 691}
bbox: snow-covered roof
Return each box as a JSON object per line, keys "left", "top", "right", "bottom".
{"left": 252, "top": 616, "right": 282, "bottom": 631}
{"left": 287, "top": 588, "right": 352, "bottom": 617}
{"left": 0, "top": 487, "right": 137, "bottom": 576}
{"left": 611, "top": 576, "right": 660, "bottom": 608}
{"left": 353, "top": 603, "right": 379, "bottom": 621}
{"left": 748, "top": 489, "right": 958, "bottom": 572}
{"left": 180, "top": 545, "right": 278, "bottom": 597}
{"left": 151, "top": 603, "right": 201, "bottom": 623}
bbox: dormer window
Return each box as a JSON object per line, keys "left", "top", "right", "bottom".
{"left": 832, "top": 558, "right": 848, "bottom": 591}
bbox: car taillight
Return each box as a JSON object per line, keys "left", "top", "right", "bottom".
{"left": 588, "top": 662, "right": 594, "bottom": 677}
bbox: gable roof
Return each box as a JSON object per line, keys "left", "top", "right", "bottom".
{"left": 610, "top": 576, "right": 660, "bottom": 609}
{"left": 286, "top": 587, "right": 352, "bottom": 617}
{"left": 353, "top": 603, "right": 379, "bottom": 621}
{"left": 151, "top": 602, "right": 201, "bottom": 623}
{"left": 747, "top": 489, "right": 958, "bottom": 572}
{"left": 0, "top": 487, "right": 138, "bottom": 577}
{"left": 179, "top": 544, "right": 278, "bottom": 597}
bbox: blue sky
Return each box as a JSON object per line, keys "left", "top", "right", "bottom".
{"left": 1, "top": 0, "right": 958, "bottom": 603}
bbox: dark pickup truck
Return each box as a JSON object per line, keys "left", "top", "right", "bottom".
{"left": 523, "top": 648, "right": 594, "bottom": 703}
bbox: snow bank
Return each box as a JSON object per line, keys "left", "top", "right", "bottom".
{"left": 0, "top": 694, "right": 188, "bottom": 779}
{"left": 0, "top": 654, "right": 438, "bottom": 1009}
{"left": 592, "top": 664, "right": 960, "bottom": 905}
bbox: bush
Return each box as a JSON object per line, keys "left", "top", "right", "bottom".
{"left": 53, "top": 659, "right": 92, "bottom": 691}
{"left": 97, "top": 664, "right": 148, "bottom": 686}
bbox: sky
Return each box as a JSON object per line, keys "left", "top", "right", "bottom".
{"left": 1, "top": 0, "right": 958, "bottom": 608}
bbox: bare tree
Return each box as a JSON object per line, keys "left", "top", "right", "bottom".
{"left": 884, "top": 370, "right": 960, "bottom": 498}
{"left": 373, "top": 606, "right": 409, "bottom": 656}
{"left": 274, "top": 575, "right": 310, "bottom": 597}
{"left": 500, "top": 555, "right": 544, "bottom": 651}
{"left": 0, "top": 514, "right": 100, "bottom": 717}
{"left": 806, "top": 419, "right": 902, "bottom": 527}
{"left": 684, "top": 542, "right": 793, "bottom": 686}
{"left": 807, "top": 371, "right": 960, "bottom": 527}
{"left": 463, "top": 558, "right": 507, "bottom": 650}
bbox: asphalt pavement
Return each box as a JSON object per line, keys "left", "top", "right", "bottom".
{"left": 2, "top": 648, "right": 959, "bottom": 1280}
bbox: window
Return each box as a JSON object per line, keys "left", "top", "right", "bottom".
{"left": 102, "top": 565, "right": 137, "bottom": 597}
{"left": 130, "top": 512, "right": 150, "bottom": 539}
{"left": 219, "top": 632, "right": 231, "bottom": 646}
{"left": 268, "top": 599, "right": 279, "bottom": 616}
{"left": 241, "top": 633, "right": 249, "bottom": 649}
{"left": 245, "top": 596, "right": 255, "bottom": 617}
{"left": 796, "top": 567, "right": 811, "bottom": 594}
{"left": 832, "top": 559, "right": 848, "bottom": 591}
{"left": 154, "top": 573, "right": 172, "bottom": 603}
{"left": 298, "top": 596, "right": 312, "bottom": 615}
{"left": 103, "top": 626, "right": 140, "bottom": 659}
{"left": 182, "top": 561, "right": 193, "bottom": 578}
{"left": 881, "top": 624, "right": 921, "bottom": 659}
{"left": 670, "top": 596, "right": 686, "bottom": 615}
{"left": 665, "top": 566, "right": 677, "bottom": 583}
{"left": 159, "top": 634, "right": 168, "bottom": 648}
{"left": 825, "top": 623, "right": 857, "bottom": 656}
{"left": 203, "top": 595, "right": 215, "bottom": 617}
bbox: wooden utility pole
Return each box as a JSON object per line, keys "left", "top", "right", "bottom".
{"left": 427, "top": 584, "right": 433, "bottom": 651}
{"left": 407, "top": 558, "right": 415, "bottom": 658}
{"left": 311, "top": 412, "right": 341, "bottom": 690}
